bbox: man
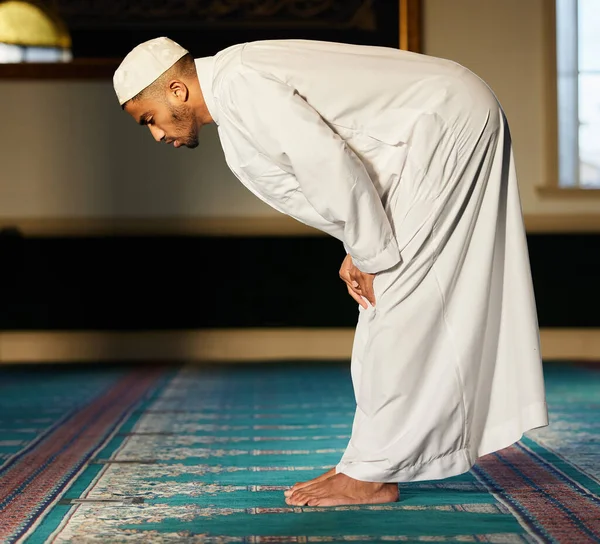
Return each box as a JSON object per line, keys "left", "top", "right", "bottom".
{"left": 113, "top": 37, "right": 548, "bottom": 507}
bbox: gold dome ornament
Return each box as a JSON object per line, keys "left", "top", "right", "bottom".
{"left": 0, "top": 0, "right": 71, "bottom": 62}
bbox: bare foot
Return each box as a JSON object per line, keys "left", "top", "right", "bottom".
{"left": 284, "top": 467, "right": 336, "bottom": 497}
{"left": 284, "top": 473, "right": 398, "bottom": 507}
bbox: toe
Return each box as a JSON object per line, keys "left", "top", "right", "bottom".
{"left": 289, "top": 492, "right": 309, "bottom": 506}
{"left": 285, "top": 482, "right": 303, "bottom": 496}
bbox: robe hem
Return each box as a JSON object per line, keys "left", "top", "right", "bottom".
{"left": 476, "top": 400, "right": 549, "bottom": 458}
{"left": 335, "top": 400, "right": 549, "bottom": 483}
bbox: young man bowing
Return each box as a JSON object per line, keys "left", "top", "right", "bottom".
{"left": 114, "top": 37, "right": 548, "bottom": 507}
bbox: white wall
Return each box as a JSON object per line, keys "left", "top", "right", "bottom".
{"left": 423, "top": 0, "right": 598, "bottom": 214}
{"left": 0, "top": 81, "right": 272, "bottom": 218}
{"left": 0, "top": 0, "right": 597, "bottom": 222}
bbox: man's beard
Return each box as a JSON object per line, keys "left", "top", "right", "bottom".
{"left": 169, "top": 103, "right": 199, "bottom": 148}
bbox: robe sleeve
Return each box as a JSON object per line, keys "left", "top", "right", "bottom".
{"left": 218, "top": 67, "right": 401, "bottom": 274}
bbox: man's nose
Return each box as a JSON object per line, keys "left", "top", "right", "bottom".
{"left": 149, "top": 125, "right": 165, "bottom": 142}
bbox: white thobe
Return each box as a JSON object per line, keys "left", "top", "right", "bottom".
{"left": 194, "top": 39, "right": 549, "bottom": 482}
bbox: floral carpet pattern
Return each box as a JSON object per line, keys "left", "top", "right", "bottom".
{"left": 0, "top": 361, "right": 598, "bottom": 543}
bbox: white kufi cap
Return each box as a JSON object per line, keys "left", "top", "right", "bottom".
{"left": 113, "top": 37, "right": 188, "bottom": 105}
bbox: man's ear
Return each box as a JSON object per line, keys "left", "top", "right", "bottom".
{"left": 168, "top": 79, "right": 189, "bottom": 102}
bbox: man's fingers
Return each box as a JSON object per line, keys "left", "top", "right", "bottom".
{"left": 339, "top": 269, "right": 354, "bottom": 284}
{"left": 363, "top": 279, "right": 376, "bottom": 306}
{"left": 349, "top": 270, "right": 376, "bottom": 307}
{"left": 340, "top": 270, "right": 360, "bottom": 290}
{"left": 347, "top": 273, "right": 360, "bottom": 289}
{"left": 341, "top": 259, "right": 374, "bottom": 308}
{"left": 347, "top": 284, "right": 368, "bottom": 309}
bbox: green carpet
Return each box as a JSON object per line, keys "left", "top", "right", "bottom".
{"left": 1, "top": 361, "right": 598, "bottom": 543}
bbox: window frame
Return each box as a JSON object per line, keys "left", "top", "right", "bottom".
{"left": 538, "top": 0, "right": 600, "bottom": 197}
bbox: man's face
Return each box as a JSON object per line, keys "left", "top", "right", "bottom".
{"left": 125, "top": 94, "right": 199, "bottom": 149}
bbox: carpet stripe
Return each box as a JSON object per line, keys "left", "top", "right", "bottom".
{"left": 494, "top": 450, "right": 598, "bottom": 541}
{"left": 515, "top": 441, "right": 600, "bottom": 504}
{"left": 0, "top": 368, "right": 165, "bottom": 543}
{"left": 135, "top": 535, "right": 531, "bottom": 542}
{"left": 474, "top": 445, "right": 600, "bottom": 542}
{"left": 521, "top": 436, "right": 600, "bottom": 490}
{"left": 0, "top": 410, "right": 80, "bottom": 475}
{"left": 19, "top": 372, "right": 176, "bottom": 544}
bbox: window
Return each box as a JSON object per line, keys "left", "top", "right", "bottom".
{"left": 556, "top": 0, "right": 600, "bottom": 188}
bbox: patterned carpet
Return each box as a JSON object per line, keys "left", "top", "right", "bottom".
{"left": 0, "top": 360, "right": 598, "bottom": 543}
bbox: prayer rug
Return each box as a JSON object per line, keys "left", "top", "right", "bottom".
{"left": 0, "top": 360, "right": 598, "bottom": 543}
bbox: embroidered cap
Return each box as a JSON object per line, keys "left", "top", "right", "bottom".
{"left": 113, "top": 37, "right": 188, "bottom": 105}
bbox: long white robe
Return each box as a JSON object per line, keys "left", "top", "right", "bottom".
{"left": 194, "top": 39, "right": 549, "bottom": 482}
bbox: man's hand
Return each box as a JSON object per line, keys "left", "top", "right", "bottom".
{"left": 339, "top": 253, "right": 376, "bottom": 309}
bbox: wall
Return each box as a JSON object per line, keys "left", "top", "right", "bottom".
{"left": 0, "top": 0, "right": 598, "bottom": 224}
{"left": 1, "top": 0, "right": 599, "bottom": 363}
{"left": 423, "top": 0, "right": 597, "bottom": 215}
{"left": 0, "top": 83, "right": 268, "bottom": 219}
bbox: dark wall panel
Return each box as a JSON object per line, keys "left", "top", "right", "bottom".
{"left": 526, "top": 234, "right": 599, "bottom": 328}
{"left": 0, "top": 232, "right": 598, "bottom": 330}
{"left": 54, "top": 1, "right": 400, "bottom": 59}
